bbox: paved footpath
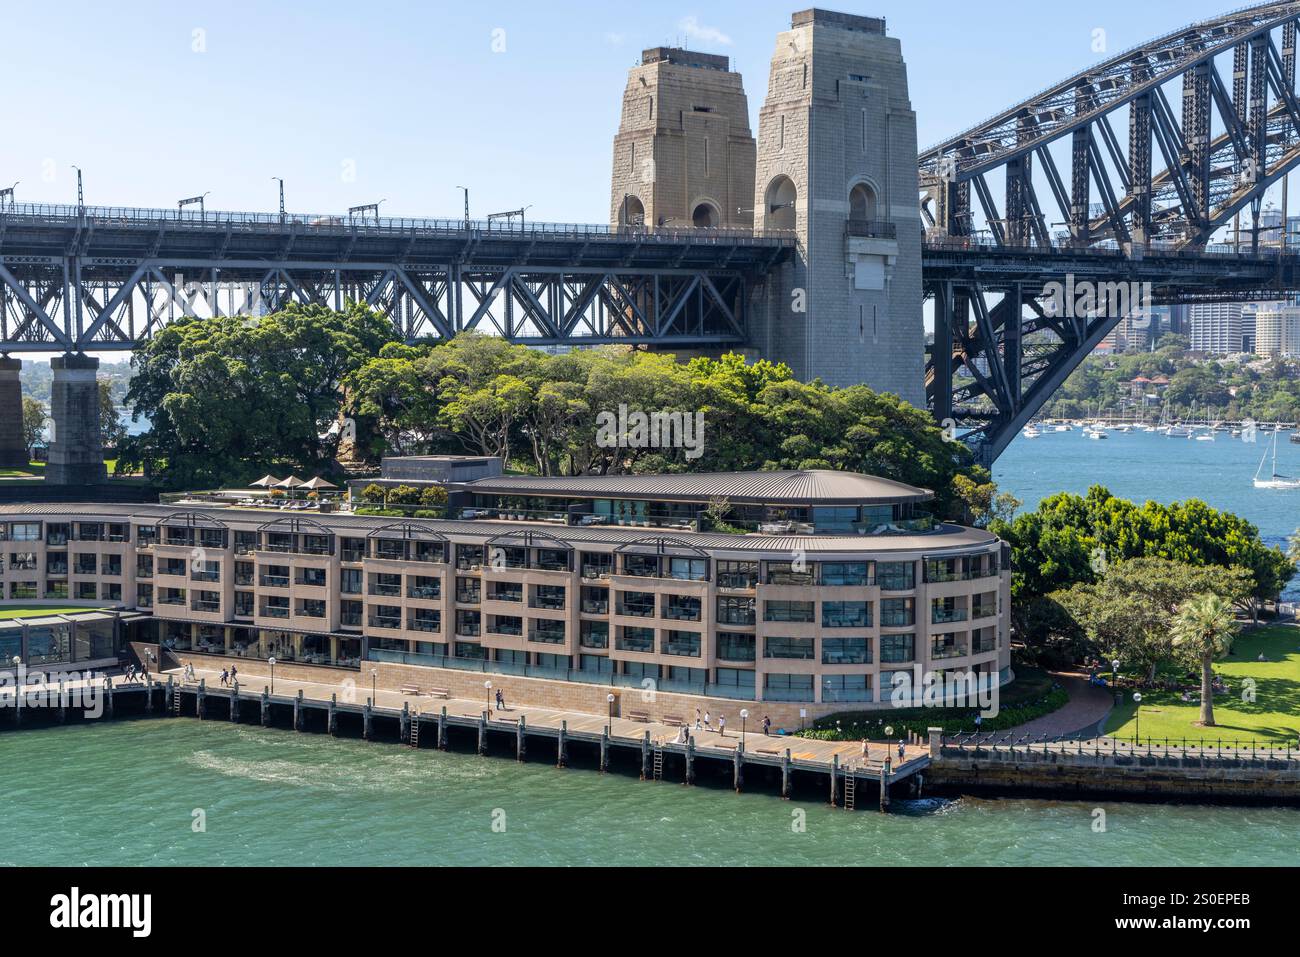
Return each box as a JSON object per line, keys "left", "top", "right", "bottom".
{"left": 998, "top": 672, "right": 1114, "bottom": 739}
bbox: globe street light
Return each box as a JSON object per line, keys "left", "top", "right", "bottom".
{"left": 607, "top": 692, "right": 615, "bottom": 730}
{"left": 1112, "top": 658, "right": 1121, "bottom": 705}
{"left": 1133, "top": 691, "right": 1143, "bottom": 744}
{"left": 371, "top": 668, "right": 378, "bottom": 705}
{"left": 268, "top": 656, "right": 276, "bottom": 694}
{"left": 485, "top": 679, "right": 492, "bottom": 715}
{"left": 740, "top": 708, "right": 749, "bottom": 749}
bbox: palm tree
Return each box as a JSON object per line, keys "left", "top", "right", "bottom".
{"left": 1170, "top": 594, "right": 1239, "bottom": 728}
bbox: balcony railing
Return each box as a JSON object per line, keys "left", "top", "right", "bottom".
{"left": 408, "top": 617, "right": 441, "bottom": 633}
{"left": 456, "top": 590, "right": 481, "bottom": 604}
{"left": 616, "top": 603, "right": 655, "bottom": 618}
{"left": 369, "top": 616, "right": 402, "bottom": 630}
{"left": 259, "top": 575, "right": 290, "bottom": 588}
{"left": 488, "top": 589, "right": 523, "bottom": 603}
{"left": 845, "top": 219, "right": 897, "bottom": 239}
{"left": 488, "top": 622, "right": 523, "bottom": 636}
{"left": 408, "top": 586, "right": 441, "bottom": 600}
{"left": 580, "top": 599, "right": 609, "bottom": 614}
{"left": 932, "top": 607, "right": 968, "bottom": 625}
{"left": 931, "top": 643, "right": 968, "bottom": 660}
{"left": 370, "top": 583, "right": 402, "bottom": 597}
{"left": 716, "top": 573, "right": 757, "bottom": 590}
{"left": 662, "top": 606, "right": 701, "bottom": 622}
{"left": 190, "top": 600, "right": 221, "bottom": 614}
{"left": 261, "top": 606, "right": 290, "bottom": 618}
{"left": 529, "top": 627, "right": 565, "bottom": 644}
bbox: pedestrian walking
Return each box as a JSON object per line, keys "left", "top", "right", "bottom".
{"left": 762, "top": 715, "right": 771, "bottom": 736}
{"left": 220, "top": 668, "right": 229, "bottom": 687}
{"left": 718, "top": 714, "right": 726, "bottom": 737}
{"left": 230, "top": 664, "right": 238, "bottom": 684}
{"left": 703, "top": 710, "right": 712, "bottom": 731}
{"left": 897, "top": 739, "right": 906, "bottom": 761}
{"left": 861, "top": 739, "right": 870, "bottom": 763}
{"left": 495, "top": 688, "right": 504, "bottom": 710}
{"left": 694, "top": 708, "right": 702, "bottom": 730}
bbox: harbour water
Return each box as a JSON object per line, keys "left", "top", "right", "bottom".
{"left": 2, "top": 720, "right": 1297, "bottom": 866}
{"left": 4, "top": 431, "right": 1298, "bottom": 866}
{"left": 995, "top": 427, "right": 1300, "bottom": 602}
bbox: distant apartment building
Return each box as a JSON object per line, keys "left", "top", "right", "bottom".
{"left": 1188, "top": 303, "right": 1245, "bottom": 355}
{"left": 1254, "top": 305, "right": 1300, "bottom": 357}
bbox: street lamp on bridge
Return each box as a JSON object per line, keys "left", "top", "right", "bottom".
{"left": 271, "top": 177, "right": 285, "bottom": 223}
{"left": 70, "top": 166, "right": 84, "bottom": 214}
{"left": 0, "top": 182, "right": 17, "bottom": 208}
{"left": 348, "top": 200, "right": 385, "bottom": 224}
{"left": 178, "top": 192, "right": 210, "bottom": 221}
{"left": 456, "top": 186, "right": 472, "bottom": 228}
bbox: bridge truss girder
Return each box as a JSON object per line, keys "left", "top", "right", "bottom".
{"left": 0, "top": 256, "right": 751, "bottom": 352}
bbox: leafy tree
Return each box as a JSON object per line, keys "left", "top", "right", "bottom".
{"left": 359, "top": 483, "right": 387, "bottom": 505}
{"left": 1170, "top": 593, "right": 1239, "bottom": 727}
{"left": 98, "top": 380, "right": 127, "bottom": 451}
{"left": 119, "top": 302, "right": 397, "bottom": 487}
{"left": 21, "top": 397, "right": 46, "bottom": 453}
{"left": 386, "top": 485, "right": 422, "bottom": 506}
{"left": 1055, "top": 558, "right": 1250, "bottom": 682}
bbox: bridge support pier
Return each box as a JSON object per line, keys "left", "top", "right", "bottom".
{"left": 46, "top": 354, "right": 105, "bottom": 486}
{"left": 0, "top": 358, "right": 27, "bottom": 468}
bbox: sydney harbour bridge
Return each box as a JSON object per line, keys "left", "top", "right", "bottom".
{"left": 6, "top": 2, "right": 1300, "bottom": 478}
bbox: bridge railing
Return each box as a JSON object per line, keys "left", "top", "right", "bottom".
{"left": 0, "top": 203, "right": 796, "bottom": 248}
{"left": 922, "top": 232, "right": 1291, "bottom": 260}
{"left": 943, "top": 730, "right": 1300, "bottom": 763}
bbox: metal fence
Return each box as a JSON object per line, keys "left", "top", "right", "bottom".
{"left": 944, "top": 730, "right": 1300, "bottom": 762}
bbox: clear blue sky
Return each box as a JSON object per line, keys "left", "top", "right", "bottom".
{"left": 0, "top": 0, "right": 1242, "bottom": 223}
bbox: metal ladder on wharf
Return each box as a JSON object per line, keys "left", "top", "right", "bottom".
{"left": 652, "top": 744, "right": 664, "bottom": 781}
{"left": 171, "top": 682, "right": 183, "bottom": 715}
{"left": 409, "top": 711, "right": 420, "bottom": 748}
{"left": 843, "top": 764, "right": 856, "bottom": 811}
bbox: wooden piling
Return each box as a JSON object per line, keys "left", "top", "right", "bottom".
{"left": 145, "top": 675, "right": 153, "bottom": 713}
{"left": 733, "top": 742, "right": 743, "bottom": 793}
{"left": 437, "top": 706, "right": 448, "bottom": 750}
{"left": 363, "top": 701, "right": 373, "bottom": 740}
{"left": 327, "top": 693, "right": 337, "bottom": 735}
{"left": 400, "top": 702, "right": 410, "bottom": 742}
{"left": 781, "top": 749, "right": 792, "bottom": 798}
{"left": 516, "top": 716, "right": 526, "bottom": 761}
{"left": 684, "top": 737, "right": 695, "bottom": 785}
{"left": 261, "top": 687, "right": 270, "bottom": 727}
{"left": 477, "top": 711, "right": 488, "bottom": 755}
{"left": 230, "top": 681, "right": 240, "bottom": 722}
{"left": 557, "top": 720, "right": 568, "bottom": 768}
{"left": 830, "top": 753, "right": 839, "bottom": 806}
{"left": 600, "top": 727, "right": 609, "bottom": 772}
{"left": 105, "top": 678, "right": 114, "bottom": 718}
{"left": 640, "top": 730, "right": 651, "bottom": 780}
{"left": 879, "top": 766, "right": 891, "bottom": 812}
{"left": 196, "top": 678, "right": 206, "bottom": 720}
{"left": 294, "top": 690, "right": 304, "bottom": 731}
{"left": 57, "top": 678, "right": 66, "bottom": 723}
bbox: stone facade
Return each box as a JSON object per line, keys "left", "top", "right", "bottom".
{"left": 46, "top": 354, "right": 105, "bottom": 485}
{"left": 749, "top": 10, "right": 924, "bottom": 402}
{"left": 610, "top": 47, "right": 756, "bottom": 230}
{"left": 0, "top": 358, "right": 26, "bottom": 468}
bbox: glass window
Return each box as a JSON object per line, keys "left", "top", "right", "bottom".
{"left": 616, "top": 626, "right": 655, "bottom": 653}
{"left": 880, "top": 633, "right": 915, "bottom": 663}
{"left": 764, "top": 636, "right": 815, "bottom": 660}
{"left": 716, "top": 560, "right": 758, "bottom": 589}
{"left": 661, "top": 630, "right": 701, "bottom": 657}
{"left": 667, "top": 557, "right": 708, "bottom": 581}
{"left": 763, "top": 600, "right": 814, "bottom": 623}
{"left": 822, "top": 600, "right": 871, "bottom": 628}
{"left": 819, "top": 561, "right": 872, "bottom": 586}
{"left": 822, "top": 636, "right": 871, "bottom": 664}
{"left": 877, "top": 562, "right": 915, "bottom": 591}
{"left": 716, "top": 632, "right": 755, "bottom": 662}
{"left": 880, "top": 597, "right": 915, "bottom": 627}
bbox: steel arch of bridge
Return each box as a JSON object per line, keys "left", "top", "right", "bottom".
{"left": 0, "top": 206, "right": 790, "bottom": 353}
{"left": 920, "top": 0, "right": 1300, "bottom": 463}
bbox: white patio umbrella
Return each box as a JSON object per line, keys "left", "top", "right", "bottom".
{"left": 300, "top": 476, "right": 338, "bottom": 490}
{"left": 249, "top": 475, "right": 281, "bottom": 488}
{"left": 274, "top": 475, "right": 305, "bottom": 489}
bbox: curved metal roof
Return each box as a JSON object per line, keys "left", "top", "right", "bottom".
{"left": 456, "top": 470, "right": 932, "bottom": 505}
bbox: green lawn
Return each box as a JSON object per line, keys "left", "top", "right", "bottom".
{"left": 0, "top": 605, "right": 99, "bottom": 620}
{"left": 0, "top": 460, "right": 44, "bottom": 478}
{"left": 1104, "top": 624, "right": 1300, "bottom": 745}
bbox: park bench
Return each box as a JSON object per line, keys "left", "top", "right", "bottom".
{"left": 399, "top": 685, "right": 421, "bottom": 696}
{"left": 427, "top": 687, "right": 451, "bottom": 699}
{"left": 661, "top": 713, "right": 686, "bottom": 726}
{"left": 625, "top": 709, "right": 652, "bottom": 722}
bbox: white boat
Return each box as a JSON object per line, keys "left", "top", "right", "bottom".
{"left": 1022, "top": 427, "right": 1041, "bottom": 439}
{"left": 1253, "top": 431, "right": 1300, "bottom": 489}
{"left": 1084, "top": 428, "right": 1107, "bottom": 440}
{"left": 1195, "top": 433, "right": 1215, "bottom": 442}
{"left": 1054, "top": 424, "right": 1072, "bottom": 432}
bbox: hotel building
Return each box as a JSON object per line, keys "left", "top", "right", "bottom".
{"left": 0, "top": 470, "right": 1011, "bottom": 711}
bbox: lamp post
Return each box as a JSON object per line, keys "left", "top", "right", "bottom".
{"left": 178, "top": 192, "right": 210, "bottom": 221}
{"left": 0, "top": 182, "right": 17, "bottom": 208}
{"left": 268, "top": 656, "right": 276, "bottom": 694}
{"left": 457, "top": 186, "right": 470, "bottom": 228}
{"left": 11, "top": 655, "right": 20, "bottom": 718}
{"left": 1112, "top": 658, "right": 1121, "bottom": 706}
{"left": 271, "top": 177, "right": 285, "bottom": 223}
{"left": 740, "top": 708, "right": 749, "bottom": 749}
{"left": 71, "top": 165, "right": 84, "bottom": 213}
{"left": 607, "top": 692, "right": 615, "bottom": 729}
{"left": 371, "top": 668, "right": 378, "bottom": 705}
{"left": 485, "top": 679, "right": 492, "bottom": 715}
{"left": 1133, "top": 691, "right": 1143, "bottom": 745}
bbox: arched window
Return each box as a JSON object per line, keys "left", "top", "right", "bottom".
{"left": 849, "top": 182, "right": 877, "bottom": 222}
{"left": 691, "top": 202, "right": 720, "bottom": 228}
{"left": 765, "top": 176, "right": 797, "bottom": 230}
{"left": 620, "top": 195, "right": 645, "bottom": 226}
